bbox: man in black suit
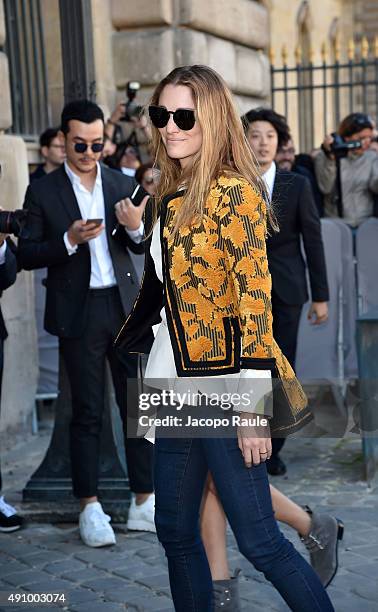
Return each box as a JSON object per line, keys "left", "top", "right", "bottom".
{"left": 0, "top": 230, "right": 23, "bottom": 531}
{"left": 243, "top": 108, "right": 329, "bottom": 475}
{"left": 19, "top": 100, "right": 153, "bottom": 547}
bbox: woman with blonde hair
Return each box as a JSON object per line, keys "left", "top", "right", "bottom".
{"left": 116, "top": 65, "right": 334, "bottom": 611}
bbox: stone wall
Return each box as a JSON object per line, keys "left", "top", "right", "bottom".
{"left": 0, "top": 0, "right": 38, "bottom": 433}
{"left": 354, "top": 0, "right": 378, "bottom": 41}
{"left": 110, "top": 0, "right": 270, "bottom": 114}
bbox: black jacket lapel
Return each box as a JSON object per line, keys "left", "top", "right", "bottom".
{"left": 101, "top": 167, "right": 119, "bottom": 241}
{"left": 54, "top": 165, "right": 83, "bottom": 223}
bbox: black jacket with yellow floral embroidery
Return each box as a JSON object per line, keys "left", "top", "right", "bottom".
{"left": 115, "top": 175, "right": 311, "bottom": 434}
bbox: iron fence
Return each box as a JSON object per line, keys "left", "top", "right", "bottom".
{"left": 271, "top": 37, "right": 378, "bottom": 152}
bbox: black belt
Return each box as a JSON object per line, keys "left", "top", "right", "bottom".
{"left": 89, "top": 285, "right": 118, "bottom": 297}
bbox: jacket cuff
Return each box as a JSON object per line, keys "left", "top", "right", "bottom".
{"left": 63, "top": 232, "right": 78, "bottom": 256}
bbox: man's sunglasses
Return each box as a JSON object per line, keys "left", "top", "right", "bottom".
{"left": 74, "top": 142, "right": 104, "bottom": 154}
{"left": 148, "top": 105, "right": 196, "bottom": 131}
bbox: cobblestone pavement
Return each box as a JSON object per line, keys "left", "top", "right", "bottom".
{"left": 0, "top": 424, "right": 377, "bottom": 611}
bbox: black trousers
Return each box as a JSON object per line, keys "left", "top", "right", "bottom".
{"left": 60, "top": 287, "right": 153, "bottom": 498}
{"left": 271, "top": 292, "right": 303, "bottom": 458}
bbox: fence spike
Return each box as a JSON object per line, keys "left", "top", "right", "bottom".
{"left": 321, "top": 42, "right": 327, "bottom": 63}
{"left": 309, "top": 46, "right": 315, "bottom": 64}
{"left": 295, "top": 44, "right": 302, "bottom": 65}
{"left": 361, "top": 36, "right": 369, "bottom": 59}
{"left": 281, "top": 44, "right": 288, "bottom": 65}
{"left": 374, "top": 36, "right": 378, "bottom": 58}
{"left": 269, "top": 46, "right": 275, "bottom": 65}
{"left": 334, "top": 36, "right": 341, "bottom": 62}
{"left": 347, "top": 38, "right": 355, "bottom": 61}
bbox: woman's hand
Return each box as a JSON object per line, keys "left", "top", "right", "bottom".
{"left": 237, "top": 412, "right": 272, "bottom": 468}
{"left": 115, "top": 195, "right": 149, "bottom": 231}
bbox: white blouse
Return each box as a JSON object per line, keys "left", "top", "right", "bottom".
{"left": 144, "top": 217, "right": 272, "bottom": 414}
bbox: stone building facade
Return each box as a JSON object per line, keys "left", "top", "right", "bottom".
{"left": 0, "top": 0, "right": 376, "bottom": 431}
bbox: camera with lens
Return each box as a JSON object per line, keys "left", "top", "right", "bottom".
{"left": 0, "top": 209, "right": 28, "bottom": 238}
{"left": 330, "top": 132, "right": 362, "bottom": 158}
{"left": 0, "top": 164, "right": 28, "bottom": 237}
{"left": 121, "top": 81, "right": 144, "bottom": 122}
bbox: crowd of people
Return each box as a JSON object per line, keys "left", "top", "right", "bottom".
{"left": 0, "top": 64, "right": 378, "bottom": 611}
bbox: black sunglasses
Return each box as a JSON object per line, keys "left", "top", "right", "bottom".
{"left": 148, "top": 105, "right": 196, "bottom": 131}
{"left": 74, "top": 142, "right": 104, "bottom": 154}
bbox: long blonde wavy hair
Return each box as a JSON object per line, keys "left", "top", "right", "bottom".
{"left": 149, "top": 65, "right": 275, "bottom": 234}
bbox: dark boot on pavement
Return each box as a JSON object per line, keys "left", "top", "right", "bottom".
{"left": 213, "top": 568, "right": 242, "bottom": 611}
{"left": 299, "top": 506, "right": 344, "bottom": 588}
{"left": 266, "top": 455, "right": 287, "bottom": 476}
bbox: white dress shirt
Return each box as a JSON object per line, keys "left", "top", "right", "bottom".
{"left": 121, "top": 167, "right": 136, "bottom": 178}
{"left": 0, "top": 241, "right": 7, "bottom": 265}
{"left": 63, "top": 162, "right": 143, "bottom": 287}
{"left": 262, "top": 161, "right": 277, "bottom": 202}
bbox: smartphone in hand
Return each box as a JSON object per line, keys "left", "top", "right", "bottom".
{"left": 129, "top": 184, "right": 150, "bottom": 207}
{"left": 84, "top": 218, "right": 103, "bottom": 227}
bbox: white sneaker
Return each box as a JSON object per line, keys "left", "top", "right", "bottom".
{"left": 79, "top": 501, "right": 116, "bottom": 547}
{"left": 0, "top": 496, "right": 23, "bottom": 532}
{"left": 127, "top": 493, "right": 156, "bottom": 533}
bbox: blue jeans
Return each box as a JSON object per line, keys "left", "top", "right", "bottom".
{"left": 154, "top": 436, "right": 334, "bottom": 612}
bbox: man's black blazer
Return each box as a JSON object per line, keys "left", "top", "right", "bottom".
{"left": 18, "top": 164, "right": 144, "bottom": 338}
{"left": 266, "top": 169, "right": 329, "bottom": 306}
{"left": 0, "top": 241, "right": 17, "bottom": 340}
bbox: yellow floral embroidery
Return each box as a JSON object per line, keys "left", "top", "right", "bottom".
{"left": 217, "top": 176, "right": 240, "bottom": 187}
{"left": 240, "top": 295, "right": 266, "bottom": 316}
{"left": 245, "top": 277, "right": 265, "bottom": 292}
{"left": 221, "top": 215, "right": 247, "bottom": 248}
{"left": 170, "top": 245, "right": 190, "bottom": 288}
{"left": 187, "top": 322, "right": 199, "bottom": 337}
{"left": 180, "top": 312, "right": 195, "bottom": 323}
{"left": 181, "top": 287, "right": 213, "bottom": 324}
{"left": 237, "top": 202, "right": 260, "bottom": 221}
{"left": 187, "top": 335, "right": 213, "bottom": 360}
{"left": 235, "top": 257, "right": 256, "bottom": 277}
{"left": 254, "top": 222, "right": 266, "bottom": 241}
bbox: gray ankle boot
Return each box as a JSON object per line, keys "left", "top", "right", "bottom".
{"left": 299, "top": 506, "right": 344, "bottom": 588}
{"left": 213, "top": 568, "right": 242, "bottom": 611}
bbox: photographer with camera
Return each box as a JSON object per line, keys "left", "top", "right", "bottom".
{"left": 105, "top": 82, "right": 152, "bottom": 164}
{"left": 0, "top": 209, "right": 23, "bottom": 532}
{"left": 315, "top": 112, "right": 378, "bottom": 227}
